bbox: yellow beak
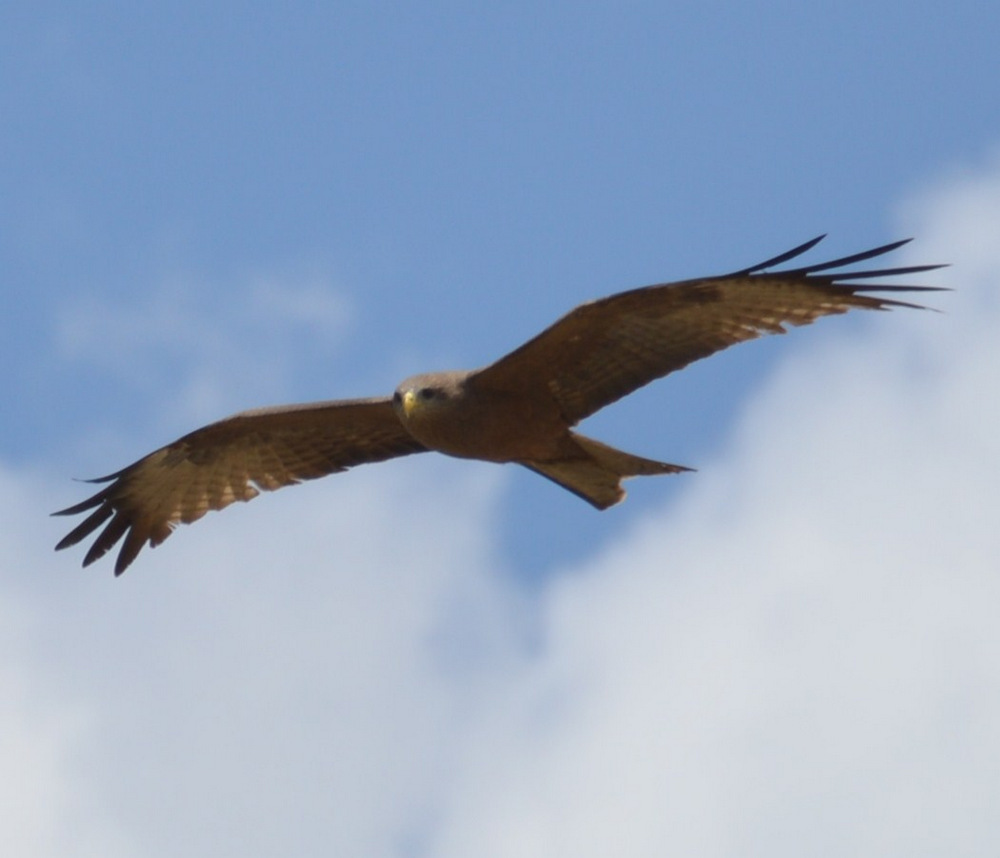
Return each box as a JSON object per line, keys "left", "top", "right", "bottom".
{"left": 402, "top": 389, "right": 418, "bottom": 418}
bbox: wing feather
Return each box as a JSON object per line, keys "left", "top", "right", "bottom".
{"left": 54, "top": 397, "right": 426, "bottom": 575}
{"left": 473, "top": 237, "right": 946, "bottom": 425}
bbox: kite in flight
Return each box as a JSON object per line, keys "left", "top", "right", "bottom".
{"left": 55, "top": 236, "right": 944, "bottom": 575}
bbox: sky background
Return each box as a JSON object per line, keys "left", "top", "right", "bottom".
{"left": 2, "top": 2, "right": 999, "bottom": 856}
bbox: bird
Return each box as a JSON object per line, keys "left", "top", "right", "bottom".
{"left": 54, "top": 236, "right": 945, "bottom": 575}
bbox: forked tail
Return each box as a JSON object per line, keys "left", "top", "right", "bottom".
{"left": 523, "top": 433, "right": 691, "bottom": 510}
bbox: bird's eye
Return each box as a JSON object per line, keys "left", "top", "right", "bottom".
{"left": 392, "top": 391, "right": 402, "bottom": 404}
{"left": 419, "top": 388, "right": 434, "bottom": 400}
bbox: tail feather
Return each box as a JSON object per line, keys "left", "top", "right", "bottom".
{"left": 524, "top": 434, "right": 690, "bottom": 510}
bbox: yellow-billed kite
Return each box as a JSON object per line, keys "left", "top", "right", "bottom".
{"left": 55, "top": 236, "right": 944, "bottom": 574}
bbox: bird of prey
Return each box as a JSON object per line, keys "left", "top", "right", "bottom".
{"left": 54, "top": 236, "right": 944, "bottom": 575}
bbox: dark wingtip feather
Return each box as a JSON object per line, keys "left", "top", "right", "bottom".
{"left": 730, "top": 235, "right": 827, "bottom": 275}
{"left": 827, "top": 264, "right": 949, "bottom": 281}
{"left": 53, "top": 464, "right": 148, "bottom": 572}
{"left": 82, "top": 512, "right": 129, "bottom": 568}
{"left": 52, "top": 487, "right": 112, "bottom": 517}
{"left": 777, "top": 238, "right": 915, "bottom": 276}
{"left": 54, "top": 504, "right": 114, "bottom": 551}
{"left": 83, "top": 471, "right": 125, "bottom": 484}
{"left": 728, "top": 236, "right": 947, "bottom": 300}
{"left": 836, "top": 282, "right": 949, "bottom": 294}
{"left": 114, "top": 529, "right": 148, "bottom": 576}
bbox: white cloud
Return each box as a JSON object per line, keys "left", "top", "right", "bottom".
{"left": 425, "top": 158, "right": 1000, "bottom": 857}
{"left": 54, "top": 264, "right": 354, "bottom": 427}
{"left": 6, "top": 154, "right": 1000, "bottom": 857}
{"left": 7, "top": 458, "right": 519, "bottom": 858}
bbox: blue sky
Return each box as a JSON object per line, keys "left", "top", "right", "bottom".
{"left": 6, "top": 1, "right": 997, "bottom": 571}
{"left": 3, "top": 3, "right": 1000, "bottom": 856}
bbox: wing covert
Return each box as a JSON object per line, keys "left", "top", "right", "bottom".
{"left": 473, "top": 237, "right": 945, "bottom": 425}
{"left": 54, "top": 397, "right": 426, "bottom": 575}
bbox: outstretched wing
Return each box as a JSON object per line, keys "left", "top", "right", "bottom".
{"left": 473, "top": 237, "right": 946, "bottom": 425}
{"left": 54, "top": 397, "right": 426, "bottom": 575}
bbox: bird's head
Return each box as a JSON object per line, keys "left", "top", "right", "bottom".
{"left": 392, "top": 372, "right": 465, "bottom": 424}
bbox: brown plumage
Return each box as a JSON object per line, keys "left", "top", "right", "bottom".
{"left": 54, "top": 236, "right": 945, "bottom": 574}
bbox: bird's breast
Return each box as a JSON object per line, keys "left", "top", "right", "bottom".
{"left": 401, "top": 387, "right": 564, "bottom": 462}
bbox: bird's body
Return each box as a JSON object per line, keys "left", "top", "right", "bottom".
{"left": 55, "top": 236, "right": 945, "bottom": 574}
{"left": 392, "top": 370, "right": 687, "bottom": 507}
{"left": 395, "top": 373, "right": 560, "bottom": 462}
